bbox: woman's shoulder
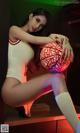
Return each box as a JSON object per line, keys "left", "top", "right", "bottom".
{"left": 9, "top": 25, "right": 23, "bottom": 41}
{"left": 9, "top": 25, "right": 21, "bottom": 32}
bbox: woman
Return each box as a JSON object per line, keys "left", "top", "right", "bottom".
{"left": 1, "top": 8, "right": 80, "bottom": 132}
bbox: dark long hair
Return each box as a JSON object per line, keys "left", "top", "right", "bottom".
{"left": 22, "top": 8, "right": 51, "bottom": 67}
{"left": 22, "top": 8, "right": 51, "bottom": 26}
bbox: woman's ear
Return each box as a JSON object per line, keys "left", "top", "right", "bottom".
{"left": 29, "top": 13, "right": 33, "bottom": 20}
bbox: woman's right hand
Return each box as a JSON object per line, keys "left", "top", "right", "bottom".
{"left": 49, "top": 33, "right": 69, "bottom": 44}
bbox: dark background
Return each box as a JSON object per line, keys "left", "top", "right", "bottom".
{"left": 0, "top": 0, "right": 10, "bottom": 123}
{"left": 0, "top": 1, "right": 80, "bottom": 122}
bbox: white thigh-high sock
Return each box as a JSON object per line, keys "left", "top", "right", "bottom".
{"left": 55, "top": 92, "right": 80, "bottom": 131}
{"left": 76, "top": 121, "right": 80, "bottom": 133}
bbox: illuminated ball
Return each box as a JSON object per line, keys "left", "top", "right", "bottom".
{"left": 40, "top": 42, "right": 71, "bottom": 72}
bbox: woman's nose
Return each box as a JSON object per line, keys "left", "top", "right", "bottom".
{"left": 36, "top": 23, "right": 40, "bottom": 29}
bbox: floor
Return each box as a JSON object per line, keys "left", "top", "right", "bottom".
{"left": 3, "top": 92, "right": 80, "bottom": 133}
{"left": 4, "top": 92, "right": 80, "bottom": 123}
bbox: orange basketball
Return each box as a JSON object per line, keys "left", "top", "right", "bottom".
{"left": 40, "top": 42, "right": 71, "bottom": 72}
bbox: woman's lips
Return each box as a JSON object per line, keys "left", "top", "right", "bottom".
{"left": 32, "top": 27, "right": 36, "bottom": 32}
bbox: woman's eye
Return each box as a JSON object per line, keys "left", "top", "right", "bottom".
{"left": 36, "top": 18, "right": 40, "bottom": 22}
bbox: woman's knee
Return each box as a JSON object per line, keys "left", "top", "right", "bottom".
{"left": 49, "top": 73, "right": 65, "bottom": 84}
{"left": 53, "top": 73, "right": 65, "bottom": 79}
{"left": 51, "top": 73, "right": 67, "bottom": 95}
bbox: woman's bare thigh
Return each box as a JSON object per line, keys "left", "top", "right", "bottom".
{"left": 1, "top": 73, "right": 66, "bottom": 107}
{"left": 1, "top": 74, "right": 54, "bottom": 106}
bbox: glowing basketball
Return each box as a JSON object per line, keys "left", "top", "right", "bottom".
{"left": 40, "top": 42, "right": 71, "bottom": 72}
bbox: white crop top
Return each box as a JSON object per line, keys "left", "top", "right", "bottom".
{"left": 6, "top": 40, "right": 34, "bottom": 82}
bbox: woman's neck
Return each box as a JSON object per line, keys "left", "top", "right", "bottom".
{"left": 21, "top": 24, "right": 29, "bottom": 32}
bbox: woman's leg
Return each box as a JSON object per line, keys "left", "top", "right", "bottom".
{"left": 2, "top": 73, "right": 80, "bottom": 132}
{"left": 2, "top": 73, "right": 55, "bottom": 106}
{"left": 51, "top": 74, "right": 80, "bottom": 132}
{"left": 23, "top": 86, "right": 52, "bottom": 117}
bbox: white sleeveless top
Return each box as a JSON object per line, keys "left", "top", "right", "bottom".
{"left": 6, "top": 40, "right": 34, "bottom": 82}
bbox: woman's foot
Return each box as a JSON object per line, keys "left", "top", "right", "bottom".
{"left": 16, "top": 107, "right": 27, "bottom": 118}
{"left": 23, "top": 102, "right": 33, "bottom": 118}
{"left": 16, "top": 101, "right": 33, "bottom": 118}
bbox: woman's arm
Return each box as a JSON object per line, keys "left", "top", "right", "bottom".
{"left": 9, "top": 26, "right": 53, "bottom": 45}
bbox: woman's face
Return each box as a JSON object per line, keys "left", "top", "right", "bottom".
{"left": 28, "top": 14, "right": 47, "bottom": 32}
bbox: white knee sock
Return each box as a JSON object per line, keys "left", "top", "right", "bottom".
{"left": 76, "top": 121, "right": 80, "bottom": 133}
{"left": 55, "top": 92, "right": 80, "bottom": 131}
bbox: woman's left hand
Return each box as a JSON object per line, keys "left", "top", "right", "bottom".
{"left": 49, "top": 34, "right": 74, "bottom": 63}
{"left": 61, "top": 37, "right": 74, "bottom": 63}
